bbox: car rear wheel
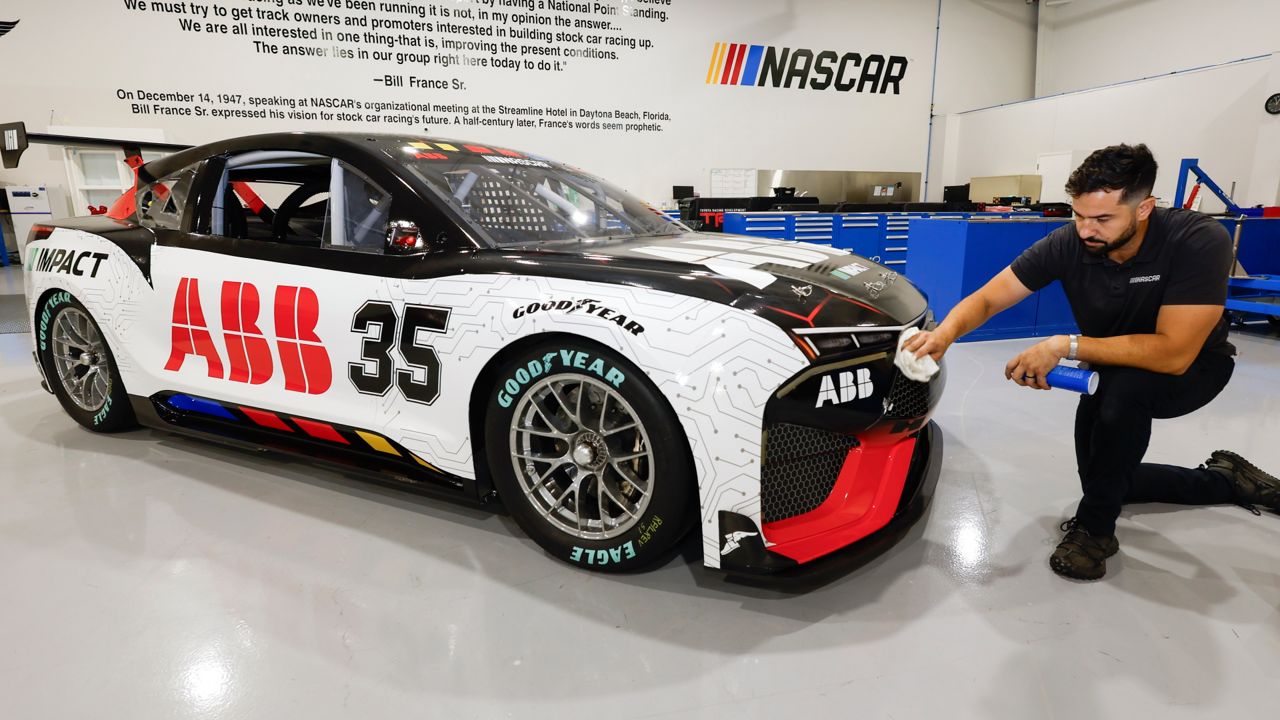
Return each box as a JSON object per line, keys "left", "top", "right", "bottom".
{"left": 36, "top": 292, "right": 137, "bottom": 432}
{"left": 484, "top": 340, "right": 694, "bottom": 572}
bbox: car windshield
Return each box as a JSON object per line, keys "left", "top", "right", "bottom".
{"left": 388, "top": 142, "right": 685, "bottom": 246}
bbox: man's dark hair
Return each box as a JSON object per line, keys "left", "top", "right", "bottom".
{"left": 1065, "top": 143, "right": 1158, "bottom": 204}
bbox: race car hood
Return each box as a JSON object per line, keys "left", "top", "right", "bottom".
{"left": 500, "top": 232, "right": 928, "bottom": 333}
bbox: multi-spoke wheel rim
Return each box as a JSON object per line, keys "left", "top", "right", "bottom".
{"left": 509, "top": 374, "right": 654, "bottom": 540}
{"left": 50, "top": 308, "right": 110, "bottom": 412}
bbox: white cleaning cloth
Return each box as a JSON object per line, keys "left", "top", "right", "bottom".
{"left": 894, "top": 327, "right": 940, "bottom": 382}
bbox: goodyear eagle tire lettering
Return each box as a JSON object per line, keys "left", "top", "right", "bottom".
{"left": 36, "top": 293, "right": 138, "bottom": 433}
{"left": 484, "top": 340, "right": 694, "bottom": 573}
{"left": 495, "top": 348, "right": 627, "bottom": 408}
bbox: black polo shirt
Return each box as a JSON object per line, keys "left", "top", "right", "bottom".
{"left": 1010, "top": 207, "right": 1234, "bottom": 356}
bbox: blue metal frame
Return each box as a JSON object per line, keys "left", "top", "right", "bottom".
{"left": 1172, "top": 158, "right": 1260, "bottom": 216}
{"left": 1227, "top": 275, "right": 1280, "bottom": 320}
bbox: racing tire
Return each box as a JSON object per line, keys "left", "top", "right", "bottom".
{"left": 484, "top": 340, "right": 695, "bottom": 572}
{"left": 35, "top": 292, "right": 137, "bottom": 433}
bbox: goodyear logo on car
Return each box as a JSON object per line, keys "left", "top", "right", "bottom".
{"left": 705, "top": 42, "right": 908, "bottom": 94}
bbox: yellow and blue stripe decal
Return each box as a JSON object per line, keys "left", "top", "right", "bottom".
{"left": 356, "top": 430, "right": 400, "bottom": 456}
{"left": 163, "top": 393, "right": 441, "bottom": 472}
{"left": 166, "top": 393, "right": 237, "bottom": 420}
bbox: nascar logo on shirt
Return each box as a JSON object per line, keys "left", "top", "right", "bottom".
{"left": 706, "top": 42, "right": 908, "bottom": 94}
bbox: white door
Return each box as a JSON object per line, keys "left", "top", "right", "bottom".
{"left": 1036, "top": 152, "right": 1075, "bottom": 204}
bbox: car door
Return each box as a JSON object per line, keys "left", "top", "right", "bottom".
{"left": 140, "top": 141, "right": 462, "bottom": 474}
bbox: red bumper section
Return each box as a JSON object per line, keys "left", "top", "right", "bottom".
{"left": 717, "top": 421, "right": 941, "bottom": 574}
{"left": 763, "top": 433, "right": 918, "bottom": 564}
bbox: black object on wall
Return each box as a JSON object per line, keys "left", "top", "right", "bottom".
{"left": 942, "top": 183, "right": 970, "bottom": 203}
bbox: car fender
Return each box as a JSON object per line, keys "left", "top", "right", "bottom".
{"left": 451, "top": 273, "right": 809, "bottom": 570}
{"left": 24, "top": 228, "right": 156, "bottom": 386}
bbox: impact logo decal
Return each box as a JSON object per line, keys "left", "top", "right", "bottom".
{"left": 815, "top": 368, "right": 875, "bottom": 408}
{"left": 705, "top": 42, "right": 908, "bottom": 94}
{"left": 27, "top": 248, "right": 110, "bottom": 278}
{"left": 0, "top": 20, "right": 18, "bottom": 39}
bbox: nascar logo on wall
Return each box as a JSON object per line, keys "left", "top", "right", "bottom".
{"left": 706, "top": 41, "right": 908, "bottom": 94}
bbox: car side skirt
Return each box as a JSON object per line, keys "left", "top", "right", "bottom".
{"left": 128, "top": 392, "right": 482, "bottom": 501}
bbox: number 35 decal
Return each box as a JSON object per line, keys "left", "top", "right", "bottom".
{"left": 348, "top": 301, "right": 450, "bottom": 404}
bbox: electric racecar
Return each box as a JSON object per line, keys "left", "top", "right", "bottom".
{"left": 7, "top": 123, "right": 944, "bottom": 574}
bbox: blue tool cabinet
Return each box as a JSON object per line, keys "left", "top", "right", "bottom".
{"left": 906, "top": 218, "right": 1076, "bottom": 341}
{"left": 722, "top": 210, "right": 1034, "bottom": 273}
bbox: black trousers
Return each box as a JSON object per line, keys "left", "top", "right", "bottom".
{"left": 1073, "top": 351, "right": 1236, "bottom": 536}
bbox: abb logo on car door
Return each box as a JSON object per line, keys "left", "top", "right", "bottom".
{"left": 164, "top": 277, "right": 332, "bottom": 394}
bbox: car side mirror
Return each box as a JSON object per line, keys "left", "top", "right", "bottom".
{"left": 385, "top": 220, "right": 424, "bottom": 255}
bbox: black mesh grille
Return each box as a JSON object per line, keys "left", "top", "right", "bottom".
{"left": 470, "top": 178, "right": 553, "bottom": 232}
{"left": 885, "top": 370, "right": 931, "bottom": 419}
{"left": 760, "top": 423, "right": 859, "bottom": 523}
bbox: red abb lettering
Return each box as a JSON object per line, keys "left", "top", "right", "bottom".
{"left": 165, "top": 277, "right": 224, "bottom": 378}
{"left": 221, "top": 281, "right": 273, "bottom": 385}
{"left": 274, "top": 285, "right": 332, "bottom": 395}
{"left": 164, "top": 278, "right": 331, "bottom": 395}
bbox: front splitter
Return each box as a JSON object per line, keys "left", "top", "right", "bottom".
{"left": 716, "top": 420, "right": 943, "bottom": 580}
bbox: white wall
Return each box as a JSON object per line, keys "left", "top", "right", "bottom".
{"left": 924, "top": 0, "right": 1038, "bottom": 198}
{"left": 1036, "top": 0, "right": 1280, "bottom": 97}
{"left": 0, "top": 0, "right": 1038, "bottom": 221}
{"left": 943, "top": 53, "right": 1280, "bottom": 212}
{"left": 934, "top": 0, "right": 1037, "bottom": 115}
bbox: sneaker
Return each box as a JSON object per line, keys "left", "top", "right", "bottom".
{"left": 1049, "top": 518, "right": 1119, "bottom": 581}
{"left": 1203, "top": 450, "right": 1280, "bottom": 515}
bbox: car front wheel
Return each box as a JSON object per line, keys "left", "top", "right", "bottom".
{"left": 484, "top": 341, "right": 694, "bottom": 572}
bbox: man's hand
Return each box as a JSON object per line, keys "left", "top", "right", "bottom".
{"left": 902, "top": 327, "right": 954, "bottom": 362}
{"left": 1004, "top": 335, "right": 1068, "bottom": 390}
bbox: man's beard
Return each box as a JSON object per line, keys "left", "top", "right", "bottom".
{"left": 1082, "top": 214, "right": 1139, "bottom": 256}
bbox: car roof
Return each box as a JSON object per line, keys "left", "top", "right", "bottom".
{"left": 141, "top": 131, "right": 558, "bottom": 182}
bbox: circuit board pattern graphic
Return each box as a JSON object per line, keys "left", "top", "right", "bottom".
{"left": 26, "top": 236, "right": 810, "bottom": 569}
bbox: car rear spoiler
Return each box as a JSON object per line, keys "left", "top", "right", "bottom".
{"left": 2, "top": 121, "right": 194, "bottom": 219}
{"left": 0, "top": 121, "right": 191, "bottom": 169}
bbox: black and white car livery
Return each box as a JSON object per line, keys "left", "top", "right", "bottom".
{"left": 11, "top": 126, "right": 944, "bottom": 574}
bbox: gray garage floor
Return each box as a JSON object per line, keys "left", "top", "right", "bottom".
{"left": 1, "top": 262, "right": 1277, "bottom": 719}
